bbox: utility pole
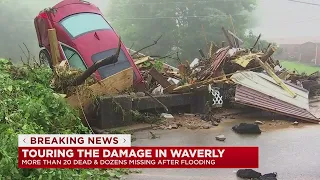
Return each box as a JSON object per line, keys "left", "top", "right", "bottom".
{"left": 315, "top": 44, "right": 318, "bottom": 65}
{"left": 299, "top": 53, "right": 302, "bottom": 62}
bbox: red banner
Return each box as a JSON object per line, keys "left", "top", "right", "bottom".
{"left": 18, "top": 147, "right": 258, "bottom": 168}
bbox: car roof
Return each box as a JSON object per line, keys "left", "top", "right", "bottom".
{"left": 51, "top": 0, "right": 102, "bottom": 22}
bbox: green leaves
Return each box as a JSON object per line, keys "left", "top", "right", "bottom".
{"left": 0, "top": 59, "right": 131, "bottom": 179}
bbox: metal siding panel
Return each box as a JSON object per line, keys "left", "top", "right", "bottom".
{"left": 235, "top": 85, "right": 319, "bottom": 123}
{"left": 231, "top": 71, "right": 309, "bottom": 110}
{"left": 236, "top": 86, "right": 316, "bottom": 119}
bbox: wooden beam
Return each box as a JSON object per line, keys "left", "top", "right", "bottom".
{"left": 209, "top": 41, "right": 219, "bottom": 58}
{"left": 66, "top": 68, "right": 133, "bottom": 108}
{"left": 261, "top": 46, "right": 277, "bottom": 62}
{"left": 48, "top": 29, "right": 61, "bottom": 66}
{"left": 222, "top": 27, "right": 234, "bottom": 47}
{"left": 149, "top": 67, "right": 173, "bottom": 93}
{"left": 228, "top": 30, "right": 244, "bottom": 44}
{"left": 255, "top": 58, "right": 297, "bottom": 98}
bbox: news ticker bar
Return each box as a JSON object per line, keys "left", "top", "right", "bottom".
{"left": 18, "top": 134, "right": 131, "bottom": 147}
{"left": 18, "top": 134, "right": 259, "bottom": 169}
{"left": 18, "top": 147, "right": 259, "bottom": 168}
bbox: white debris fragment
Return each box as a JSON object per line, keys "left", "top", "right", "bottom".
{"left": 216, "top": 135, "right": 226, "bottom": 141}
{"left": 293, "top": 121, "right": 299, "bottom": 125}
{"left": 190, "top": 58, "right": 200, "bottom": 68}
{"left": 274, "top": 65, "right": 283, "bottom": 72}
{"left": 167, "top": 78, "right": 180, "bottom": 85}
{"left": 161, "top": 113, "right": 174, "bottom": 119}
{"left": 152, "top": 85, "right": 164, "bottom": 95}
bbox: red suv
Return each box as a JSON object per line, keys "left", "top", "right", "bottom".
{"left": 34, "top": 0, "right": 143, "bottom": 85}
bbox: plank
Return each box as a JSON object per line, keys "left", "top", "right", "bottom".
{"left": 66, "top": 68, "right": 133, "bottom": 108}
{"left": 149, "top": 67, "right": 173, "bottom": 93}
{"left": 255, "top": 58, "right": 297, "bottom": 98}
{"left": 134, "top": 56, "right": 151, "bottom": 65}
{"left": 222, "top": 27, "right": 234, "bottom": 47}
{"left": 48, "top": 29, "right": 61, "bottom": 66}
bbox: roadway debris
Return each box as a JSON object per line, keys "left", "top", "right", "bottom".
{"left": 215, "top": 135, "right": 226, "bottom": 141}
{"left": 236, "top": 169, "right": 262, "bottom": 179}
{"left": 236, "top": 169, "right": 277, "bottom": 180}
{"left": 293, "top": 121, "right": 299, "bottom": 125}
{"left": 232, "top": 123, "right": 262, "bottom": 134}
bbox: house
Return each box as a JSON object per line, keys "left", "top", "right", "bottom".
{"left": 276, "top": 42, "right": 320, "bottom": 65}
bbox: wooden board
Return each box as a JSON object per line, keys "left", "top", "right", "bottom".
{"left": 134, "top": 56, "right": 151, "bottom": 65}
{"left": 149, "top": 67, "right": 173, "bottom": 93}
{"left": 66, "top": 68, "right": 133, "bottom": 108}
{"left": 48, "top": 29, "right": 61, "bottom": 66}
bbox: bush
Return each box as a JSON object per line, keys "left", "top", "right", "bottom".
{"left": 0, "top": 58, "right": 131, "bottom": 179}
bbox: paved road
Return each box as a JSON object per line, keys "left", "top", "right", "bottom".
{"left": 124, "top": 119, "right": 320, "bottom": 180}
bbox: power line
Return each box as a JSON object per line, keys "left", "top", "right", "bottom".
{"left": 114, "top": 0, "right": 240, "bottom": 6}
{"left": 120, "top": 14, "right": 245, "bottom": 20}
{"left": 287, "top": 0, "right": 320, "bottom": 6}
{"left": 258, "top": 16, "right": 320, "bottom": 27}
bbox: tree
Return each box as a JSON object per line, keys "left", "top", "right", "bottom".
{"left": 106, "top": 0, "right": 258, "bottom": 65}
{"left": 242, "top": 30, "right": 270, "bottom": 50}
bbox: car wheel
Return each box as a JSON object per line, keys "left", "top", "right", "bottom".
{"left": 39, "top": 49, "right": 53, "bottom": 69}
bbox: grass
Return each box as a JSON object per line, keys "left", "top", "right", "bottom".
{"left": 280, "top": 60, "right": 320, "bottom": 75}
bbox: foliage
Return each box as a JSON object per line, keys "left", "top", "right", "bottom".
{"left": 142, "top": 60, "right": 164, "bottom": 71}
{"left": 280, "top": 60, "right": 320, "bottom": 75}
{"left": 106, "top": 0, "right": 259, "bottom": 66}
{"left": 0, "top": 58, "right": 132, "bottom": 180}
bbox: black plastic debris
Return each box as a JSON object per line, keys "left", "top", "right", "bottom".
{"left": 260, "top": 172, "right": 277, "bottom": 180}
{"left": 236, "top": 169, "right": 262, "bottom": 179}
{"left": 232, "top": 123, "right": 262, "bottom": 134}
{"left": 236, "top": 169, "right": 278, "bottom": 180}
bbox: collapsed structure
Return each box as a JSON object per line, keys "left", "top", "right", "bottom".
{"left": 129, "top": 28, "right": 320, "bottom": 124}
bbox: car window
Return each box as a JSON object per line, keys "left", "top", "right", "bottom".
{"left": 91, "top": 48, "right": 136, "bottom": 80}
{"left": 61, "top": 45, "right": 87, "bottom": 71}
{"left": 60, "top": 13, "right": 112, "bottom": 38}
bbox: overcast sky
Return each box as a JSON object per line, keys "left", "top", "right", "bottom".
{"left": 253, "top": 0, "right": 320, "bottom": 43}
{"left": 1, "top": 0, "right": 320, "bottom": 61}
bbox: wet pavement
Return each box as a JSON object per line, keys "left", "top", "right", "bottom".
{"left": 125, "top": 118, "right": 320, "bottom": 180}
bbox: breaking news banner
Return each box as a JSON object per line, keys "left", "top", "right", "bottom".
{"left": 18, "top": 134, "right": 259, "bottom": 169}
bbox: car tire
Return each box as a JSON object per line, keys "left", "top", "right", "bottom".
{"left": 39, "top": 49, "right": 53, "bottom": 69}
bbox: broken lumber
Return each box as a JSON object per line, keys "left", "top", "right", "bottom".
{"left": 66, "top": 67, "right": 133, "bottom": 108}
{"left": 134, "top": 56, "right": 151, "bottom": 65}
{"left": 255, "top": 58, "right": 297, "bottom": 98}
{"left": 48, "top": 29, "right": 61, "bottom": 66}
{"left": 209, "top": 42, "right": 219, "bottom": 58}
{"left": 261, "top": 46, "right": 276, "bottom": 62}
{"left": 222, "top": 27, "right": 234, "bottom": 47}
{"left": 149, "top": 67, "right": 175, "bottom": 93}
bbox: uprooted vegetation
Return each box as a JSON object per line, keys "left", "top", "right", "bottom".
{"left": 0, "top": 58, "right": 136, "bottom": 179}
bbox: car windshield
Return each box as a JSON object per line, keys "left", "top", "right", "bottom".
{"left": 60, "top": 13, "right": 111, "bottom": 38}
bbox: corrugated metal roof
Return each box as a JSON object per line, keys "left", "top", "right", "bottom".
{"left": 212, "top": 47, "right": 230, "bottom": 73}
{"left": 231, "top": 71, "right": 309, "bottom": 110}
{"left": 231, "top": 71, "right": 320, "bottom": 123}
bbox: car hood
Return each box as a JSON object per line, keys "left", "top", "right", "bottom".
{"left": 72, "top": 30, "right": 140, "bottom": 80}
{"left": 73, "top": 30, "right": 121, "bottom": 64}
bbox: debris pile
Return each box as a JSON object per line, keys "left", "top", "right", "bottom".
{"left": 130, "top": 27, "right": 320, "bottom": 124}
